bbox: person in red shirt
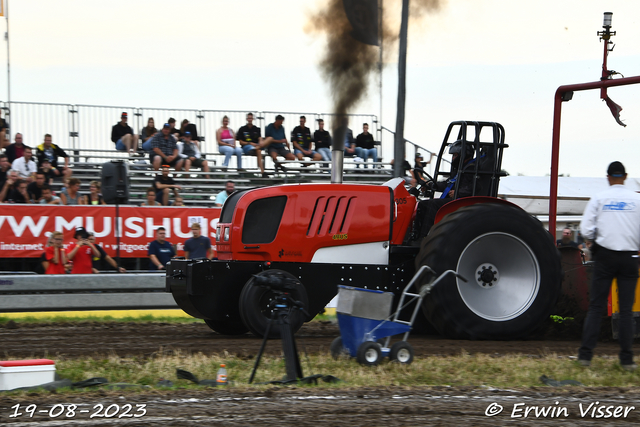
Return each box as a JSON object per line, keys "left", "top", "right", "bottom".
{"left": 66, "top": 227, "right": 100, "bottom": 274}
{"left": 44, "top": 231, "right": 68, "bottom": 274}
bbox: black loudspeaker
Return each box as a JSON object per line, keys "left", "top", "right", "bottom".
{"left": 101, "top": 161, "right": 129, "bottom": 204}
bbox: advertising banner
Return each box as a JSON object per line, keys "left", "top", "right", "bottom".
{"left": 0, "top": 205, "right": 222, "bottom": 258}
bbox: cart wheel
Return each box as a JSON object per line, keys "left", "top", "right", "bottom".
{"left": 356, "top": 342, "right": 383, "bottom": 366}
{"left": 330, "top": 337, "right": 349, "bottom": 360}
{"left": 389, "top": 341, "right": 414, "bottom": 365}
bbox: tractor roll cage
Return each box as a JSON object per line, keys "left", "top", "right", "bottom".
{"left": 431, "top": 121, "right": 508, "bottom": 199}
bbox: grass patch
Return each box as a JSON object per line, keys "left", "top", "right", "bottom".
{"left": 3, "top": 352, "right": 638, "bottom": 396}
{"left": 0, "top": 311, "right": 335, "bottom": 325}
{"left": 0, "top": 314, "right": 203, "bottom": 324}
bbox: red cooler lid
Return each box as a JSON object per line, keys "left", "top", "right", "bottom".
{"left": 0, "top": 359, "right": 55, "bottom": 367}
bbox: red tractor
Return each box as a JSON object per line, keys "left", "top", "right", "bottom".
{"left": 167, "top": 121, "right": 562, "bottom": 340}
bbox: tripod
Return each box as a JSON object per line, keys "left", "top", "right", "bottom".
{"left": 248, "top": 291, "right": 309, "bottom": 384}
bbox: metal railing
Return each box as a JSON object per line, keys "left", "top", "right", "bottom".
{"left": 0, "top": 101, "right": 379, "bottom": 165}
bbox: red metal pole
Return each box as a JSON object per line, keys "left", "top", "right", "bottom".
{"left": 548, "top": 75, "right": 640, "bottom": 235}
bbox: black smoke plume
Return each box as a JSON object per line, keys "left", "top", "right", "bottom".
{"left": 308, "top": 0, "right": 443, "bottom": 149}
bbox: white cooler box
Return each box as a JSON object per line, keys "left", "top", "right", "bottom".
{"left": 0, "top": 359, "right": 56, "bottom": 391}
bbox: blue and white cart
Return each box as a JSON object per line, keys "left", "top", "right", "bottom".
{"left": 331, "top": 266, "right": 466, "bottom": 366}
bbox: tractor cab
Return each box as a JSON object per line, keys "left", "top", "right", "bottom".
{"left": 424, "top": 121, "right": 508, "bottom": 200}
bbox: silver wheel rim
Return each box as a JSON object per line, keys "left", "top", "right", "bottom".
{"left": 396, "top": 347, "right": 411, "bottom": 363}
{"left": 365, "top": 348, "right": 379, "bottom": 363}
{"left": 456, "top": 232, "right": 540, "bottom": 321}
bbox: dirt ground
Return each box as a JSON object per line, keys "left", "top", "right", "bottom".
{"left": 0, "top": 319, "right": 619, "bottom": 359}
{"left": 1, "top": 321, "right": 638, "bottom": 426}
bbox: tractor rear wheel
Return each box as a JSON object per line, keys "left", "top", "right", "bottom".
{"left": 416, "top": 203, "right": 561, "bottom": 340}
{"left": 239, "top": 269, "right": 309, "bottom": 339}
{"left": 204, "top": 319, "right": 249, "bottom": 335}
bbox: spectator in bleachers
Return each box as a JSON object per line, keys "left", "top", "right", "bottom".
{"left": 35, "top": 134, "right": 72, "bottom": 181}
{"left": 0, "top": 169, "right": 18, "bottom": 202}
{"left": 60, "top": 177, "right": 86, "bottom": 205}
{"left": 0, "top": 109, "right": 9, "bottom": 149}
{"left": 216, "top": 115, "right": 243, "bottom": 170}
{"left": 11, "top": 146, "right": 37, "bottom": 182}
{"left": 355, "top": 123, "right": 378, "bottom": 168}
{"left": 183, "top": 223, "right": 213, "bottom": 260}
{"left": 260, "top": 115, "right": 295, "bottom": 168}
{"left": 67, "top": 227, "right": 100, "bottom": 274}
{"left": 149, "top": 123, "right": 184, "bottom": 171}
{"left": 237, "top": 112, "right": 267, "bottom": 177}
{"left": 84, "top": 180, "right": 105, "bottom": 205}
{"left": 88, "top": 232, "right": 126, "bottom": 273}
{"left": 38, "top": 159, "right": 56, "bottom": 184}
{"left": 214, "top": 180, "right": 235, "bottom": 207}
{"left": 314, "top": 119, "right": 332, "bottom": 163}
{"left": 6, "top": 179, "right": 29, "bottom": 203}
{"left": 27, "top": 171, "right": 46, "bottom": 203}
{"left": 141, "top": 187, "right": 162, "bottom": 206}
{"left": 343, "top": 127, "right": 357, "bottom": 158}
{"left": 148, "top": 227, "right": 175, "bottom": 271}
{"left": 40, "top": 184, "right": 61, "bottom": 204}
{"left": 173, "top": 196, "right": 185, "bottom": 206}
{"left": 292, "top": 115, "right": 322, "bottom": 165}
{"left": 154, "top": 165, "right": 182, "bottom": 206}
{"left": 178, "top": 131, "right": 210, "bottom": 178}
{"left": 4, "top": 133, "right": 28, "bottom": 163}
{"left": 111, "top": 112, "right": 140, "bottom": 156}
{"left": 44, "top": 231, "right": 68, "bottom": 274}
{"left": 179, "top": 119, "right": 200, "bottom": 142}
{"left": 0, "top": 154, "right": 9, "bottom": 188}
{"left": 140, "top": 117, "right": 157, "bottom": 152}
{"left": 168, "top": 117, "right": 180, "bottom": 140}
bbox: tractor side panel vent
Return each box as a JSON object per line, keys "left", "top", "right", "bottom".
{"left": 307, "top": 196, "right": 356, "bottom": 237}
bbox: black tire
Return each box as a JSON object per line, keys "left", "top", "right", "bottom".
{"left": 389, "top": 341, "right": 414, "bottom": 365}
{"left": 330, "top": 336, "right": 349, "bottom": 360}
{"left": 239, "top": 269, "right": 309, "bottom": 339}
{"left": 356, "top": 341, "right": 383, "bottom": 366}
{"left": 204, "top": 319, "right": 249, "bottom": 335}
{"left": 417, "top": 203, "right": 562, "bottom": 340}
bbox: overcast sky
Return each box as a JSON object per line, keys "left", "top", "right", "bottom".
{"left": 4, "top": 0, "right": 640, "bottom": 177}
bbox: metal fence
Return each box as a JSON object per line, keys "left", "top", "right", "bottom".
{"left": 0, "top": 101, "right": 381, "bottom": 163}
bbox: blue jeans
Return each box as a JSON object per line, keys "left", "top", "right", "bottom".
{"left": 355, "top": 147, "right": 378, "bottom": 168}
{"left": 142, "top": 139, "right": 153, "bottom": 152}
{"left": 317, "top": 147, "right": 332, "bottom": 162}
{"left": 219, "top": 145, "right": 243, "bottom": 168}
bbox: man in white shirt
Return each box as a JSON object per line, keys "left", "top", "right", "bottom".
{"left": 11, "top": 146, "right": 37, "bottom": 183}
{"left": 579, "top": 161, "right": 640, "bottom": 371}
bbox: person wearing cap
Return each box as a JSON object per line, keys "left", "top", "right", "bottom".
{"left": 237, "top": 112, "right": 267, "bottom": 177}
{"left": 149, "top": 123, "right": 183, "bottom": 171}
{"left": 111, "top": 112, "right": 140, "bottom": 156}
{"left": 578, "top": 161, "right": 640, "bottom": 371}
{"left": 260, "top": 115, "right": 295, "bottom": 168}
{"left": 178, "top": 131, "right": 210, "bottom": 178}
{"left": 66, "top": 227, "right": 100, "bottom": 274}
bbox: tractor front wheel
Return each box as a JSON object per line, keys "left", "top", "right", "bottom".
{"left": 417, "top": 203, "right": 561, "bottom": 340}
{"left": 239, "top": 269, "right": 309, "bottom": 339}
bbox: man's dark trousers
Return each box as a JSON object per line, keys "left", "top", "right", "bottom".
{"left": 579, "top": 248, "right": 638, "bottom": 365}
